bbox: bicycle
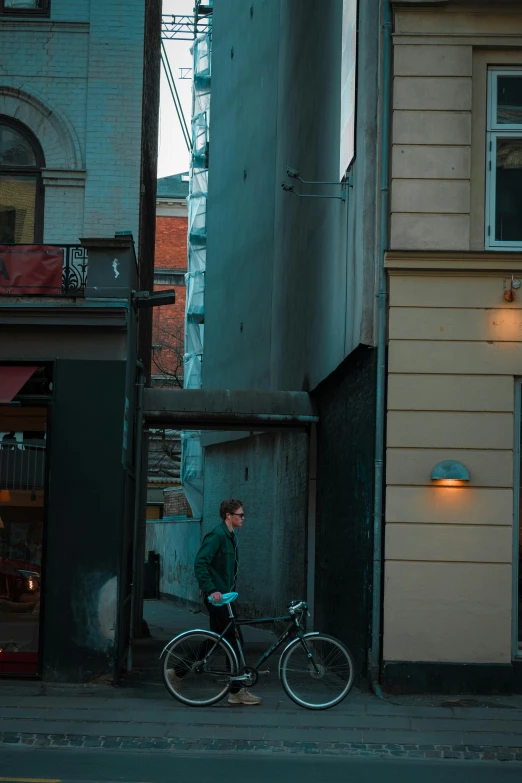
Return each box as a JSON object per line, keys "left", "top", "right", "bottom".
{"left": 160, "top": 592, "right": 355, "bottom": 710}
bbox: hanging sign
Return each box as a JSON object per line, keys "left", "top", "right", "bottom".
{"left": 0, "top": 245, "right": 63, "bottom": 295}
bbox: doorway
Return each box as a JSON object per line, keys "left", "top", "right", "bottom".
{"left": 0, "top": 397, "right": 48, "bottom": 675}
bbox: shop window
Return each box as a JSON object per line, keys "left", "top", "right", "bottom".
{"left": 0, "top": 116, "right": 45, "bottom": 244}
{"left": 0, "top": 365, "right": 51, "bottom": 675}
{"left": 0, "top": 1, "right": 50, "bottom": 16}
{"left": 486, "top": 69, "right": 522, "bottom": 250}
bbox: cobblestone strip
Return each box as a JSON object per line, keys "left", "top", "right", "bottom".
{"left": 1, "top": 732, "right": 522, "bottom": 761}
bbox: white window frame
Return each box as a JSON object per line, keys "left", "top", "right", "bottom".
{"left": 486, "top": 68, "right": 522, "bottom": 250}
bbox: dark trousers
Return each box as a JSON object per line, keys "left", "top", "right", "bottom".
{"left": 174, "top": 600, "right": 244, "bottom": 693}
{"left": 208, "top": 601, "right": 244, "bottom": 693}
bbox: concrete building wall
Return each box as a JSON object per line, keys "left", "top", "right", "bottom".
{"left": 200, "top": 1, "right": 382, "bottom": 666}
{"left": 202, "top": 431, "right": 308, "bottom": 618}
{"left": 204, "top": 0, "right": 380, "bottom": 394}
{"left": 203, "top": 0, "right": 281, "bottom": 392}
{"left": 0, "top": 0, "right": 149, "bottom": 245}
{"left": 146, "top": 519, "right": 201, "bottom": 606}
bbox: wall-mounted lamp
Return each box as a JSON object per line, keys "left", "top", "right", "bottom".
{"left": 430, "top": 460, "right": 470, "bottom": 485}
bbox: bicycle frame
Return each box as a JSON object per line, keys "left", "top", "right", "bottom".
{"left": 205, "top": 604, "right": 310, "bottom": 680}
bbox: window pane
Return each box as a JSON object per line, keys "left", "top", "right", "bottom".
{"left": 495, "top": 138, "right": 522, "bottom": 242}
{"left": 0, "top": 126, "right": 36, "bottom": 167}
{"left": 0, "top": 407, "right": 47, "bottom": 673}
{"left": 0, "top": 175, "right": 37, "bottom": 244}
{"left": 4, "top": 1, "right": 43, "bottom": 8}
{"left": 497, "top": 75, "right": 522, "bottom": 125}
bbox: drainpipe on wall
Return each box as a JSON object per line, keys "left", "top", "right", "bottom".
{"left": 127, "top": 359, "right": 145, "bottom": 672}
{"left": 370, "top": 0, "right": 392, "bottom": 699}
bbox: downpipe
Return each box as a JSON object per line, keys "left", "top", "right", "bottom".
{"left": 127, "top": 359, "right": 145, "bottom": 672}
{"left": 370, "top": 0, "right": 392, "bottom": 700}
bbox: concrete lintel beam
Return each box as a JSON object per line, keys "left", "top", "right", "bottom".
{"left": 143, "top": 389, "right": 318, "bottom": 430}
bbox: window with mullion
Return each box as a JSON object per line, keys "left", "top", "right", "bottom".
{"left": 0, "top": 0, "right": 50, "bottom": 16}
{"left": 486, "top": 68, "right": 522, "bottom": 250}
{"left": 0, "top": 116, "right": 45, "bottom": 244}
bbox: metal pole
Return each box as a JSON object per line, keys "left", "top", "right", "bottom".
{"left": 370, "top": 0, "right": 392, "bottom": 698}
{"left": 306, "top": 423, "right": 317, "bottom": 630}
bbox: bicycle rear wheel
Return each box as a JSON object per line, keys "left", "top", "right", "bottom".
{"left": 280, "top": 633, "right": 354, "bottom": 710}
{"left": 162, "top": 630, "right": 237, "bottom": 707}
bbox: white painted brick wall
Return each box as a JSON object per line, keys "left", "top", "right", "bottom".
{"left": 0, "top": 0, "right": 147, "bottom": 246}
{"left": 51, "top": 1, "right": 90, "bottom": 25}
{"left": 44, "top": 185, "right": 85, "bottom": 244}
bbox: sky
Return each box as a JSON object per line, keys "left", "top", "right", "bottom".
{"left": 158, "top": 0, "right": 196, "bottom": 179}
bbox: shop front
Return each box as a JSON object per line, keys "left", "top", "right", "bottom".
{"left": 0, "top": 237, "right": 141, "bottom": 682}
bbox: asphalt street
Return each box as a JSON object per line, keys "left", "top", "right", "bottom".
{"left": 0, "top": 747, "right": 521, "bottom": 783}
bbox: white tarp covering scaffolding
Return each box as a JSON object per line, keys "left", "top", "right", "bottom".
{"left": 181, "top": 23, "right": 211, "bottom": 520}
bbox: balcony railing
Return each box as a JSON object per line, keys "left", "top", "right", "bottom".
{"left": 0, "top": 244, "right": 88, "bottom": 296}
{"left": 0, "top": 442, "right": 45, "bottom": 493}
{"left": 62, "top": 245, "right": 88, "bottom": 295}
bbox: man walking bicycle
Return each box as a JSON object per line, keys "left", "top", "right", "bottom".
{"left": 167, "top": 498, "right": 262, "bottom": 705}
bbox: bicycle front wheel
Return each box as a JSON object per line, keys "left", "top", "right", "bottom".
{"left": 280, "top": 633, "right": 354, "bottom": 710}
{"left": 162, "top": 630, "right": 237, "bottom": 707}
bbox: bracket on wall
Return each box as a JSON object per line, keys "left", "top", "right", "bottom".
{"left": 132, "top": 290, "right": 176, "bottom": 309}
{"left": 281, "top": 166, "right": 347, "bottom": 202}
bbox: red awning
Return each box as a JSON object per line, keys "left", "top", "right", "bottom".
{"left": 0, "top": 366, "right": 38, "bottom": 403}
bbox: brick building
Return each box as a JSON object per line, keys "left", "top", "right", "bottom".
{"left": 151, "top": 172, "right": 189, "bottom": 388}
{"left": 146, "top": 173, "right": 190, "bottom": 527}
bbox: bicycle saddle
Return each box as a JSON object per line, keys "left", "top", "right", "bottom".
{"left": 208, "top": 591, "right": 238, "bottom": 606}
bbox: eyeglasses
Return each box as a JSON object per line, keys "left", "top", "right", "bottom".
{"left": 231, "top": 513, "right": 245, "bottom": 518}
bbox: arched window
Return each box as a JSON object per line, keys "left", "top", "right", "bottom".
{"left": 0, "top": 116, "right": 45, "bottom": 244}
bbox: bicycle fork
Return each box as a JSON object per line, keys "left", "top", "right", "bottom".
{"left": 297, "top": 634, "right": 321, "bottom": 675}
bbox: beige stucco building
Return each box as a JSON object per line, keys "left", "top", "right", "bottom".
{"left": 383, "top": 0, "right": 522, "bottom": 691}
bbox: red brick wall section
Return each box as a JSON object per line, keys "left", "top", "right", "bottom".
{"left": 152, "top": 214, "right": 187, "bottom": 385}
{"left": 155, "top": 215, "right": 188, "bottom": 268}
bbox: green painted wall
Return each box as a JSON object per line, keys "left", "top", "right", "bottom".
{"left": 41, "top": 360, "right": 129, "bottom": 682}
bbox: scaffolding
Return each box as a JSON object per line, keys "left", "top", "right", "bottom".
{"left": 180, "top": 1, "right": 212, "bottom": 518}
{"left": 161, "top": 9, "right": 212, "bottom": 42}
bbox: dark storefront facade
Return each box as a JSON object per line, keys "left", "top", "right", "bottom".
{"left": 0, "top": 240, "right": 141, "bottom": 682}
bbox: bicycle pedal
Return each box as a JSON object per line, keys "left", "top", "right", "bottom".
{"left": 258, "top": 669, "right": 270, "bottom": 675}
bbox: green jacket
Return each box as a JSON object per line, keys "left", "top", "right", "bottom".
{"left": 194, "top": 521, "right": 237, "bottom": 596}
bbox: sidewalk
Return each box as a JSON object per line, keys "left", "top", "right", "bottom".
{"left": 1, "top": 600, "right": 522, "bottom": 762}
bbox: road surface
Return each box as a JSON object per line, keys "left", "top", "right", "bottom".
{"left": 0, "top": 746, "right": 521, "bottom": 783}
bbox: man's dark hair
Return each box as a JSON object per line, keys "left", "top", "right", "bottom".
{"left": 220, "top": 498, "right": 243, "bottom": 520}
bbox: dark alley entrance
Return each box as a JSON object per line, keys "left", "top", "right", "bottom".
{"left": 138, "top": 388, "right": 317, "bottom": 651}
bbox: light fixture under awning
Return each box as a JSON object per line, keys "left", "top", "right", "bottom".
{"left": 0, "top": 366, "right": 38, "bottom": 403}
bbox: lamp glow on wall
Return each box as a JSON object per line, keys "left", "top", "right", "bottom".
{"left": 430, "top": 460, "right": 470, "bottom": 487}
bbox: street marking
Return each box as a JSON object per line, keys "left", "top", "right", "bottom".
{"left": 0, "top": 778, "right": 61, "bottom": 783}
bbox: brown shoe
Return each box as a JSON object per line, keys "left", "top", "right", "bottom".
{"left": 166, "top": 668, "right": 183, "bottom": 691}
{"left": 228, "top": 688, "right": 262, "bottom": 705}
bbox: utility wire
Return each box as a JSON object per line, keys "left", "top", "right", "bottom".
{"left": 161, "top": 41, "right": 191, "bottom": 152}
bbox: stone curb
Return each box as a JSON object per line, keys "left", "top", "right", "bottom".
{"left": 2, "top": 732, "right": 522, "bottom": 762}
